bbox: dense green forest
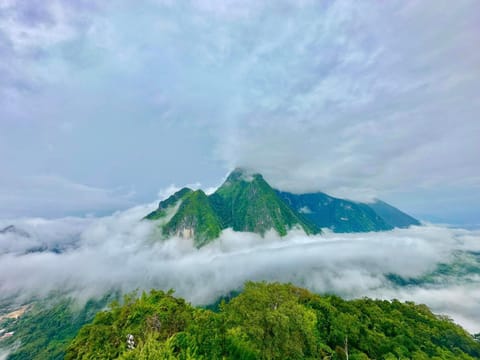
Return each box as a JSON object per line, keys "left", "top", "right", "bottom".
{"left": 61, "top": 282, "right": 480, "bottom": 360}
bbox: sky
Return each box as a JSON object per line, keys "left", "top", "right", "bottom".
{"left": 0, "top": 0, "right": 479, "bottom": 226}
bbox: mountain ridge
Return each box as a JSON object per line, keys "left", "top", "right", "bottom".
{"left": 277, "top": 191, "right": 394, "bottom": 233}
{"left": 210, "top": 169, "right": 319, "bottom": 236}
{"left": 145, "top": 168, "right": 420, "bottom": 246}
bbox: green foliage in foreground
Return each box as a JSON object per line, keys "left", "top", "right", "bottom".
{"left": 66, "top": 282, "right": 480, "bottom": 360}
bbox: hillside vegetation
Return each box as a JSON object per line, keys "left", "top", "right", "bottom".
{"left": 2, "top": 294, "right": 114, "bottom": 360}
{"left": 66, "top": 282, "right": 480, "bottom": 360}
{"left": 277, "top": 191, "right": 393, "bottom": 233}
{"left": 145, "top": 169, "right": 420, "bottom": 247}
{"left": 145, "top": 169, "right": 320, "bottom": 247}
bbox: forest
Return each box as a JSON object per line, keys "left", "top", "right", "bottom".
{"left": 62, "top": 282, "right": 480, "bottom": 360}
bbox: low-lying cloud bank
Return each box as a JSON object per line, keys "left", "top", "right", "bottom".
{"left": 1, "top": 204, "right": 480, "bottom": 333}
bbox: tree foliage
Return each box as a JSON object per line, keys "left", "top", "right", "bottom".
{"left": 66, "top": 282, "right": 480, "bottom": 360}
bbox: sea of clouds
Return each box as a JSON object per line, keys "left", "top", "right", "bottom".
{"left": 1, "top": 201, "right": 480, "bottom": 333}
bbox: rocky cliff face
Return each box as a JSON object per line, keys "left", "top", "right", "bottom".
{"left": 161, "top": 190, "right": 222, "bottom": 247}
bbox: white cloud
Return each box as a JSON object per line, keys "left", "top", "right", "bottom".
{"left": 0, "top": 175, "right": 135, "bottom": 218}
{"left": 213, "top": 0, "right": 480, "bottom": 204}
{"left": 1, "top": 203, "right": 480, "bottom": 332}
{"left": 0, "top": 349, "right": 10, "bottom": 360}
{"left": 0, "top": 0, "right": 478, "bottom": 222}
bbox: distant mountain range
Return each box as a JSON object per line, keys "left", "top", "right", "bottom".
{"left": 145, "top": 168, "right": 420, "bottom": 247}
{"left": 0, "top": 224, "right": 30, "bottom": 238}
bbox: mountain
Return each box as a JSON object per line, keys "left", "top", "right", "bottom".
{"left": 145, "top": 187, "right": 223, "bottom": 247}
{"left": 0, "top": 225, "right": 30, "bottom": 238}
{"left": 144, "top": 187, "right": 193, "bottom": 220}
{"left": 368, "top": 199, "right": 421, "bottom": 228}
{"left": 277, "top": 191, "right": 394, "bottom": 233}
{"left": 162, "top": 190, "right": 223, "bottom": 248}
{"left": 145, "top": 168, "right": 420, "bottom": 246}
{"left": 209, "top": 169, "right": 319, "bottom": 236}
{"left": 145, "top": 169, "right": 320, "bottom": 246}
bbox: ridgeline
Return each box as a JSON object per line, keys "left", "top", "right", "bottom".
{"left": 145, "top": 168, "right": 420, "bottom": 246}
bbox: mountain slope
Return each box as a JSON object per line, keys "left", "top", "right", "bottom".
{"left": 368, "top": 199, "right": 421, "bottom": 228}
{"left": 162, "top": 190, "right": 223, "bottom": 247}
{"left": 144, "top": 187, "right": 192, "bottom": 220}
{"left": 277, "top": 191, "right": 394, "bottom": 232}
{"left": 145, "top": 169, "right": 420, "bottom": 245}
{"left": 210, "top": 168, "right": 320, "bottom": 236}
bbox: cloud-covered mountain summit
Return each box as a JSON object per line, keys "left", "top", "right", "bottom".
{"left": 145, "top": 168, "right": 419, "bottom": 246}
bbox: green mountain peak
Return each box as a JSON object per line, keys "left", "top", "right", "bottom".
{"left": 211, "top": 169, "right": 319, "bottom": 236}
{"left": 145, "top": 169, "right": 420, "bottom": 246}
{"left": 144, "top": 187, "right": 192, "bottom": 220}
{"left": 162, "top": 189, "right": 222, "bottom": 247}
{"left": 222, "top": 167, "right": 260, "bottom": 183}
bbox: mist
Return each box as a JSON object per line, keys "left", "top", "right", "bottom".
{"left": 1, "top": 202, "right": 480, "bottom": 333}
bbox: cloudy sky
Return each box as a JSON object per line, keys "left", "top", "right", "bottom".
{"left": 1, "top": 0, "right": 479, "bottom": 225}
